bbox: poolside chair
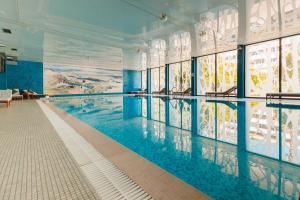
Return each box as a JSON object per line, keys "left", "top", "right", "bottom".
{"left": 128, "top": 89, "right": 146, "bottom": 95}
{"left": 266, "top": 93, "right": 300, "bottom": 100}
{"left": 0, "top": 89, "right": 12, "bottom": 107}
{"left": 206, "top": 86, "right": 237, "bottom": 97}
{"left": 152, "top": 88, "right": 166, "bottom": 95}
{"left": 172, "top": 88, "right": 192, "bottom": 96}
{"left": 12, "top": 89, "right": 23, "bottom": 100}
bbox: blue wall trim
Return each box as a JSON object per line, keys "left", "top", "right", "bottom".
{"left": 0, "top": 60, "right": 43, "bottom": 93}
{"left": 123, "top": 69, "right": 142, "bottom": 93}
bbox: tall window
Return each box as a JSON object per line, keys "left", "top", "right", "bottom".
{"left": 151, "top": 68, "right": 160, "bottom": 93}
{"left": 246, "top": 40, "right": 280, "bottom": 97}
{"left": 169, "top": 61, "right": 191, "bottom": 93}
{"left": 282, "top": 35, "right": 300, "bottom": 93}
{"left": 217, "top": 50, "right": 238, "bottom": 92}
{"left": 160, "top": 67, "right": 165, "bottom": 91}
{"left": 169, "top": 63, "right": 182, "bottom": 92}
{"left": 197, "top": 50, "right": 237, "bottom": 95}
{"left": 197, "top": 55, "right": 216, "bottom": 95}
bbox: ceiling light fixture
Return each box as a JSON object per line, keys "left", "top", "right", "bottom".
{"left": 0, "top": 44, "right": 6, "bottom": 47}
{"left": 11, "top": 48, "right": 17, "bottom": 51}
{"left": 159, "top": 13, "right": 168, "bottom": 22}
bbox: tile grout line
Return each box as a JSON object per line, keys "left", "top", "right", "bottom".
{"left": 37, "top": 100, "right": 154, "bottom": 200}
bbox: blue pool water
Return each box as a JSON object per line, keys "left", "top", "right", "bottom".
{"left": 52, "top": 96, "right": 300, "bottom": 200}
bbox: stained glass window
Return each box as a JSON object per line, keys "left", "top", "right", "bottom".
{"left": 169, "top": 63, "right": 182, "bottom": 93}
{"left": 282, "top": 35, "right": 300, "bottom": 93}
{"left": 160, "top": 67, "right": 165, "bottom": 91}
{"left": 169, "top": 31, "right": 191, "bottom": 63}
{"left": 246, "top": 40, "right": 280, "bottom": 97}
{"left": 246, "top": 0, "right": 280, "bottom": 43}
{"left": 181, "top": 61, "right": 191, "bottom": 92}
{"left": 217, "top": 50, "right": 237, "bottom": 92}
{"left": 197, "top": 55, "right": 216, "bottom": 95}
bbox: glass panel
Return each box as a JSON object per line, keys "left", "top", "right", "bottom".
{"left": 281, "top": 0, "right": 300, "bottom": 35}
{"left": 282, "top": 35, "right": 300, "bottom": 93}
{"left": 197, "top": 100, "right": 216, "bottom": 139}
{"left": 197, "top": 55, "right": 216, "bottom": 95}
{"left": 169, "top": 63, "right": 182, "bottom": 93}
{"left": 281, "top": 109, "right": 300, "bottom": 165}
{"left": 246, "top": 40, "right": 280, "bottom": 97}
{"left": 159, "top": 67, "right": 165, "bottom": 91}
{"left": 141, "top": 70, "right": 147, "bottom": 90}
{"left": 217, "top": 50, "right": 237, "bottom": 92}
{"left": 246, "top": 102, "right": 279, "bottom": 159}
{"left": 151, "top": 68, "right": 160, "bottom": 93}
{"left": 217, "top": 104, "right": 238, "bottom": 144}
{"left": 181, "top": 61, "right": 191, "bottom": 92}
{"left": 246, "top": 0, "right": 279, "bottom": 43}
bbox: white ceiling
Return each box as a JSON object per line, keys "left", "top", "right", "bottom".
{"left": 0, "top": 0, "right": 236, "bottom": 69}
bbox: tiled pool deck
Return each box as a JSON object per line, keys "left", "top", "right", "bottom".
{"left": 0, "top": 101, "right": 99, "bottom": 200}
{"left": 0, "top": 100, "right": 209, "bottom": 200}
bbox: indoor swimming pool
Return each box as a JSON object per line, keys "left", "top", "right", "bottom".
{"left": 52, "top": 95, "right": 300, "bottom": 200}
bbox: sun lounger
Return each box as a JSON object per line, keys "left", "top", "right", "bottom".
{"left": 152, "top": 88, "right": 166, "bottom": 95}
{"left": 171, "top": 88, "right": 191, "bottom": 96}
{"left": 128, "top": 89, "right": 146, "bottom": 95}
{"left": 266, "top": 93, "right": 300, "bottom": 100}
{"left": 206, "top": 86, "right": 237, "bottom": 97}
{"left": 0, "top": 89, "right": 12, "bottom": 107}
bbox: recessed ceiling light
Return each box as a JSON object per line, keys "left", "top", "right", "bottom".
{"left": 11, "top": 48, "right": 17, "bottom": 51}
{"left": 2, "top": 28, "right": 12, "bottom": 34}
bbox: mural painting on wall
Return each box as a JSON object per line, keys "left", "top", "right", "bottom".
{"left": 44, "top": 65, "right": 123, "bottom": 94}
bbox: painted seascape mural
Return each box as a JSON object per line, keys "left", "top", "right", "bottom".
{"left": 44, "top": 65, "right": 123, "bottom": 94}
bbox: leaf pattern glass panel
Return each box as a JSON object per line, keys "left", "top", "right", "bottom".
{"left": 197, "top": 55, "right": 215, "bottom": 95}
{"left": 282, "top": 35, "right": 300, "bottom": 93}
{"left": 181, "top": 61, "right": 191, "bottom": 92}
{"left": 169, "top": 63, "right": 182, "bottom": 93}
{"left": 246, "top": 0, "right": 279, "bottom": 43}
{"left": 217, "top": 50, "right": 237, "bottom": 92}
{"left": 151, "top": 68, "right": 160, "bottom": 93}
{"left": 281, "top": 0, "right": 300, "bottom": 35}
{"left": 159, "top": 67, "right": 165, "bottom": 91}
{"left": 246, "top": 40, "right": 280, "bottom": 97}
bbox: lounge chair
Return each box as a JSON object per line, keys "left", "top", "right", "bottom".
{"left": 12, "top": 89, "right": 23, "bottom": 100}
{"left": 152, "top": 88, "right": 166, "bottom": 95}
{"left": 172, "top": 88, "right": 192, "bottom": 96}
{"left": 266, "top": 93, "right": 300, "bottom": 100}
{"left": 206, "top": 86, "right": 237, "bottom": 97}
{"left": 0, "top": 89, "right": 12, "bottom": 107}
{"left": 128, "top": 89, "right": 146, "bottom": 95}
